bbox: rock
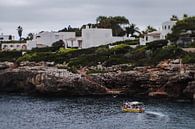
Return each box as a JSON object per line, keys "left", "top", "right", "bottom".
{"left": 0, "top": 61, "right": 194, "bottom": 99}
{"left": 0, "top": 66, "right": 108, "bottom": 96}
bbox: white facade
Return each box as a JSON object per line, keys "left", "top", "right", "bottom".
{"left": 81, "top": 27, "right": 130, "bottom": 48}
{"left": 82, "top": 28, "right": 113, "bottom": 48}
{"left": 0, "top": 33, "right": 15, "bottom": 41}
{"left": 27, "top": 31, "right": 76, "bottom": 50}
{"left": 27, "top": 27, "right": 130, "bottom": 50}
{"left": 161, "top": 21, "right": 176, "bottom": 39}
{"left": 65, "top": 37, "right": 82, "bottom": 48}
{"left": 140, "top": 31, "right": 161, "bottom": 46}
{"left": 140, "top": 20, "right": 176, "bottom": 45}
{"left": 1, "top": 43, "right": 27, "bottom": 51}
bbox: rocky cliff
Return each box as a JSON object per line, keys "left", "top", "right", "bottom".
{"left": 0, "top": 61, "right": 195, "bottom": 99}
{"left": 0, "top": 65, "right": 108, "bottom": 96}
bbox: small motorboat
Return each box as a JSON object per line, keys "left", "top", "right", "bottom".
{"left": 122, "top": 101, "right": 145, "bottom": 113}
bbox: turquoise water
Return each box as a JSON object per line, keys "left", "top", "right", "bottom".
{"left": 0, "top": 95, "right": 195, "bottom": 129}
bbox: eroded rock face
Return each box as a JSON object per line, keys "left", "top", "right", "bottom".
{"left": 91, "top": 65, "right": 195, "bottom": 99}
{"left": 0, "top": 62, "right": 194, "bottom": 99}
{"left": 0, "top": 66, "right": 108, "bottom": 96}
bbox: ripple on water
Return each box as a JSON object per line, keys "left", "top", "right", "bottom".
{"left": 0, "top": 95, "right": 195, "bottom": 129}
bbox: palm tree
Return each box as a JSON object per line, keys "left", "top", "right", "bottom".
{"left": 125, "top": 24, "right": 140, "bottom": 37}
{"left": 145, "top": 26, "right": 157, "bottom": 33}
{"left": 17, "top": 26, "right": 23, "bottom": 41}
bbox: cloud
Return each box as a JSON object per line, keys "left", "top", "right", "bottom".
{"left": 0, "top": 0, "right": 195, "bottom": 37}
{"left": 0, "top": 0, "right": 31, "bottom": 7}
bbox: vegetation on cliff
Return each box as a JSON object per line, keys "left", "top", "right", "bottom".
{"left": 14, "top": 39, "right": 194, "bottom": 68}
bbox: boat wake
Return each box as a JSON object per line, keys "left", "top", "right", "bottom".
{"left": 145, "top": 111, "right": 166, "bottom": 117}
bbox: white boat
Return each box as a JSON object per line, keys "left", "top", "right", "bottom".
{"left": 122, "top": 101, "right": 145, "bottom": 113}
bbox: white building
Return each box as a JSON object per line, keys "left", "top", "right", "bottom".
{"left": 27, "top": 27, "right": 130, "bottom": 50}
{"left": 0, "top": 33, "right": 15, "bottom": 41}
{"left": 140, "top": 20, "right": 176, "bottom": 45}
{"left": 1, "top": 42, "right": 27, "bottom": 51}
{"left": 161, "top": 21, "right": 177, "bottom": 39}
{"left": 27, "top": 31, "right": 76, "bottom": 50}
{"left": 80, "top": 26, "right": 130, "bottom": 48}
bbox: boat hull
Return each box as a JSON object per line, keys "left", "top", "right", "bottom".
{"left": 122, "top": 108, "right": 144, "bottom": 113}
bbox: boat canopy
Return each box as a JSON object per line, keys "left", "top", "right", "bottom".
{"left": 125, "top": 101, "right": 144, "bottom": 106}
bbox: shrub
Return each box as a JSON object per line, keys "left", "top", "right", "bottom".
{"left": 110, "top": 44, "right": 131, "bottom": 55}
{"left": 104, "top": 56, "right": 128, "bottom": 67}
{"left": 95, "top": 47, "right": 110, "bottom": 55}
{"left": 0, "top": 51, "right": 22, "bottom": 61}
{"left": 52, "top": 40, "right": 65, "bottom": 48}
{"left": 151, "top": 45, "right": 185, "bottom": 63}
{"left": 57, "top": 48, "right": 78, "bottom": 54}
{"left": 182, "top": 53, "right": 195, "bottom": 64}
{"left": 146, "top": 40, "right": 168, "bottom": 51}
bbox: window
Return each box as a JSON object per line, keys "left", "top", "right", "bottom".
{"left": 22, "top": 45, "right": 27, "bottom": 50}
{"left": 168, "top": 25, "right": 171, "bottom": 29}
{"left": 3, "top": 45, "right": 7, "bottom": 48}
{"left": 146, "top": 36, "right": 148, "bottom": 41}
{"left": 10, "top": 45, "right": 14, "bottom": 48}
{"left": 9, "top": 35, "right": 12, "bottom": 40}
{"left": 36, "top": 36, "right": 41, "bottom": 38}
{"left": 164, "top": 26, "right": 166, "bottom": 30}
{"left": 78, "top": 40, "right": 82, "bottom": 48}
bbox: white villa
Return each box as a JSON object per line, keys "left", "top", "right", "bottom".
{"left": 140, "top": 20, "right": 176, "bottom": 45}
{"left": 81, "top": 26, "right": 128, "bottom": 48}
{"left": 27, "top": 31, "right": 76, "bottom": 50}
{"left": 0, "top": 33, "right": 15, "bottom": 41}
{"left": 1, "top": 43, "right": 27, "bottom": 51}
{"left": 0, "top": 33, "right": 27, "bottom": 51}
{"left": 27, "top": 26, "right": 131, "bottom": 50}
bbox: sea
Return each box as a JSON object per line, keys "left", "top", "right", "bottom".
{"left": 0, "top": 94, "right": 195, "bottom": 129}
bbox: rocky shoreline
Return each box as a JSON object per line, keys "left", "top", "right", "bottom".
{"left": 0, "top": 61, "right": 195, "bottom": 100}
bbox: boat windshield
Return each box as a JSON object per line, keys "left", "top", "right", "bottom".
{"left": 123, "top": 102, "right": 144, "bottom": 108}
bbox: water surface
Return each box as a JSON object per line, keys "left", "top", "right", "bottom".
{"left": 0, "top": 95, "right": 194, "bottom": 129}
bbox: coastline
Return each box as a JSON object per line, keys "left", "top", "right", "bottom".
{"left": 0, "top": 61, "right": 195, "bottom": 100}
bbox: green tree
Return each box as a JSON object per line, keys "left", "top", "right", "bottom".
{"left": 167, "top": 16, "right": 195, "bottom": 42}
{"left": 183, "top": 14, "right": 188, "bottom": 19}
{"left": 96, "top": 16, "right": 129, "bottom": 36}
{"left": 170, "top": 15, "right": 179, "bottom": 21}
{"left": 52, "top": 40, "right": 65, "bottom": 48}
{"left": 125, "top": 24, "right": 140, "bottom": 37}
{"left": 145, "top": 26, "right": 157, "bottom": 33}
{"left": 27, "top": 33, "right": 33, "bottom": 40}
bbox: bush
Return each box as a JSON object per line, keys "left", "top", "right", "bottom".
{"left": 151, "top": 45, "right": 185, "bottom": 64}
{"left": 110, "top": 44, "right": 131, "bottom": 55}
{"left": 0, "top": 51, "right": 22, "bottom": 61}
{"left": 111, "top": 39, "right": 139, "bottom": 46}
{"left": 52, "top": 40, "right": 65, "bottom": 48}
{"left": 146, "top": 40, "right": 168, "bottom": 51}
{"left": 104, "top": 56, "right": 128, "bottom": 66}
{"left": 31, "top": 47, "right": 58, "bottom": 52}
{"left": 57, "top": 48, "right": 78, "bottom": 54}
{"left": 182, "top": 53, "right": 195, "bottom": 64}
{"left": 95, "top": 47, "right": 110, "bottom": 55}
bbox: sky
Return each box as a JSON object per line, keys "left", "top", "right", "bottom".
{"left": 0, "top": 0, "right": 195, "bottom": 39}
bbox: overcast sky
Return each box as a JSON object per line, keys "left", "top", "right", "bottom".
{"left": 0, "top": 0, "right": 194, "bottom": 39}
